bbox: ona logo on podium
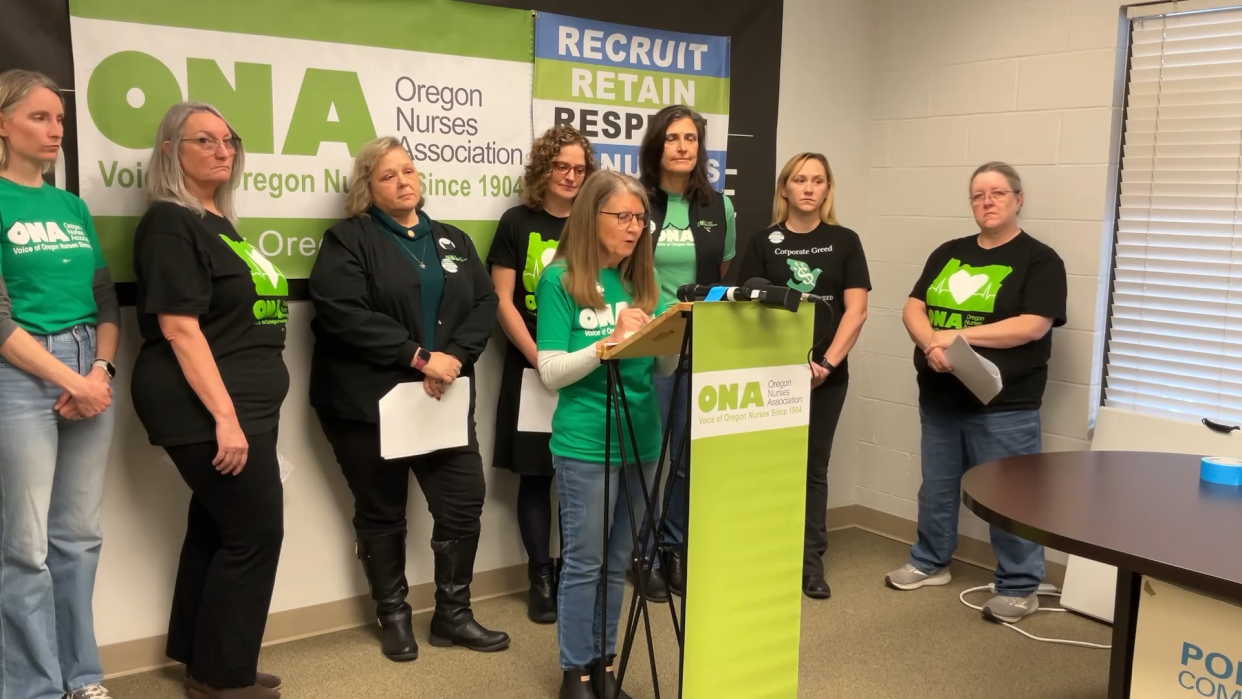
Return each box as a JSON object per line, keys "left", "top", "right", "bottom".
{"left": 691, "top": 365, "right": 811, "bottom": 440}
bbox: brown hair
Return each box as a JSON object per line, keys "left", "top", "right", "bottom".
{"left": 521, "top": 124, "right": 597, "bottom": 208}
{"left": 0, "top": 69, "right": 62, "bottom": 173}
{"left": 638, "top": 105, "right": 715, "bottom": 208}
{"left": 345, "top": 136, "right": 424, "bottom": 218}
{"left": 772, "top": 152, "right": 838, "bottom": 226}
{"left": 552, "top": 171, "right": 658, "bottom": 313}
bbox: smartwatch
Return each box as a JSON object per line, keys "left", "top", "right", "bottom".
{"left": 413, "top": 347, "right": 432, "bottom": 372}
{"left": 817, "top": 357, "right": 836, "bottom": 373}
{"left": 93, "top": 358, "right": 116, "bottom": 380}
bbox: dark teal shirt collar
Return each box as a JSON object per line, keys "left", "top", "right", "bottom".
{"left": 370, "top": 206, "right": 432, "bottom": 240}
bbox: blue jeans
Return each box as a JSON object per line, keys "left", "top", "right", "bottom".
{"left": 653, "top": 372, "right": 689, "bottom": 548}
{"left": 554, "top": 456, "right": 657, "bottom": 671}
{"left": 0, "top": 325, "right": 114, "bottom": 699}
{"left": 909, "top": 406, "right": 1045, "bottom": 596}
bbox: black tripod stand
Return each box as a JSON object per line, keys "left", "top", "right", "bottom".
{"left": 597, "top": 310, "right": 694, "bottom": 699}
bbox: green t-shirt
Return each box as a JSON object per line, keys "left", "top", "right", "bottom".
{"left": 654, "top": 192, "right": 736, "bottom": 307}
{"left": 536, "top": 262, "right": 667, "bottom": 464}
{"left": 0, "top": 177, "right": 106, "bottom": 334}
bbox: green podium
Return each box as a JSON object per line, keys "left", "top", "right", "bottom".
{"left": 600, "top": 301, "right": 814, "bottom": 699}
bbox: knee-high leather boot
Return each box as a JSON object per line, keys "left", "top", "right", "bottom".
{"left": 357, "top": 531, "right": 419, "bottom": 661}
{"left": 427, "top": 532, "right": 511, "bottom": 652}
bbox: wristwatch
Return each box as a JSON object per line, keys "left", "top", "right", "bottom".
{"left": 817, "top": 357, "right": 836, "bottom": 373}
{"left": 93, "top": 358, "right": 116, "bottom": 379}
{"left": 413, "top": 347, "right": 431, "bottom": 372}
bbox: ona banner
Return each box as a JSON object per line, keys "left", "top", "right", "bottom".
{"left": 67, "top": 0, "right": 533, "bottom": 282}
{"left": 532, "top": 12, "right": 731, "bottom": 189}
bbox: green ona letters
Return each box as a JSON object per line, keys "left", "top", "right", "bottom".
{"left": 924, "top": 258, "right": 1012, "bottom": 330}
{"left": 87, "top": 51, "right": 377, "bottom": 155}
{"left": 698, "top": 381, "right": 765, "bottom": 412}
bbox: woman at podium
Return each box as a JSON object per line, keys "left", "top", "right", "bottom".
{"left": 488, "top": 125, "right": 597, "bottom": 625}
{"left": 308, "top": 137, "right": 508, "bottom": 662}
{"left": 736, "top": 153, "right": 871, "bottom": 600}
{"left": 637, "top": 105, "right": 737, "bottom": 600}
{"left": 535, "top": 171, "right": 675, "bottom": 699}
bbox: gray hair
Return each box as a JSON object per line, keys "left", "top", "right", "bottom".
{"left": 146, "top": 102, "right": 245, "bottom": 223}
{"left": 0, "top": 69, "right": 63, "bottom": 173}
{"left": 345, "top": 136, "right": 425, "bottom": 218}
{"left": 970, "top": 161, "right": 1023, "bottom": 194}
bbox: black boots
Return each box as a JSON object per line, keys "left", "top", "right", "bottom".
{"left": 589, "top": 655, "right": 632, "bottom": 699}
{"left": 643, "top": 563, "right": 669, "bottom": 603}
{"left": 428, "top": 532, "right": 511, "bottom": 652}
{"left": 803, "top": 574, "right": 832, "bottom": 600}
{"left": 528, "top": 559, "right": 557, "bottom": 624}
{"left": 560, "top": 668, "right": 595, "bottom": 699}
{"left": 663, "top": 547, "right": 686, "bottom": 597}
{"left": 356, "top": 532, "right": 419, "bottom": 662}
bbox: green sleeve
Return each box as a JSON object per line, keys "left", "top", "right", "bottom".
{"left": 81, "top": 198, "right": 107, "bottom": 269}
{"left": 654, "top": 269, "right": 668, "bottom": 316}
{"left": 536, "top": 266, "right": 572, "bottom": 352}
{"left": 723, "top": 195, "right": 736, "bottom": 262}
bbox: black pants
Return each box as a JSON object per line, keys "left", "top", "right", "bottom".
{"left": 318, "top": 415, "right": 485, "bottom": 542}
{"left": 164, "top": 429, "right": 284, "bottom": 689}
{"left": 805, "top": 379, "right": 848, "bottom": 577}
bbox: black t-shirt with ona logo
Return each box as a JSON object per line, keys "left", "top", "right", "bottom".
{"left": 909, "top": 231, "right": 1066, "bottom": 413}
{"left": 737, "top": 222, "right": 871, "bottom": 386}
{"left": 132, "top": 201, "right": 290, "bottom": 447}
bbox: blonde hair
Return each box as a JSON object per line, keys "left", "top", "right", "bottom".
{"left": 0, "top": 69, "right": 63, "bottom": 173}
{"left": 345, "top": 136, "right": 425, "bottom": 218}
{"left": 552, "top": 171, "right": 659, "bottom": 313}
{"left": 772, "top": 152, "right": 838, "bottom": 226}
{"left": 146, "top": 102, "right": 245, "bottom": 224}
{"left": 521, "top": 125, "right": 597, "bottom": 208}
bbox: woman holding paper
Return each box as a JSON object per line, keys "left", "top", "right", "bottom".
{"left": 637, "top": 104, "right": 737, "bottom": 600}
{"left": 308, "top": 137, "right": 506, "bottom": 662}
{"left": 885, "top": 162, "right": 1066, "bottom": 626}
{"left": 536, "top": 170, "right": 675, "bottom": 699}
{"left": 488, "top": 125, "right": 597, "bottom": 625}
{"left": 132, "top": 102, "right": 287, "bottom": 699}
{"left": 736, "top": 152, "right": 871, "bottom": 600}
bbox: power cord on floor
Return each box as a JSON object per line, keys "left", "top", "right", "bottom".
{"left": 958, "top": 584, "right": 1112, "bottom": 650}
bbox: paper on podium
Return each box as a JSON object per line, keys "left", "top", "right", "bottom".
{"left": 379, "top": 379, "right": 470, "bottom": 459}
{"left": 517, "top": 368, "right": 558, "bottom": 433}
{"left": 945, "top": 335, "right": 1003, "bottom": 404}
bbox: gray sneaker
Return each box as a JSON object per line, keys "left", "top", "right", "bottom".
{"left": 982, "top": 593, "right": 1039, "bottom": 623}
{"left": 885, "top": 563, "right": 952, "bottom": 590}
{"left": 67, "top": 686, "right": 112, "bottom": 699}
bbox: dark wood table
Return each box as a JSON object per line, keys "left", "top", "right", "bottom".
{"left": 961, "top": 451, "right": 1242, "bottom": 699}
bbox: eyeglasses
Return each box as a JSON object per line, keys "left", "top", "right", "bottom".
{"left": 552, "top": 161, "right": 587, "bottom": 177}
{"left": 600, "top": 211, "right": 647, "bottom": 227}
{"left": 183, "top": 136, "right": 241, "bottom": 154}
{"left": 970, "top": 190, "right": 1014, "bottom": 205}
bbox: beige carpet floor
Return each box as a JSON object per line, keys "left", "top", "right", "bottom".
{"left": 104, "top": 529, "right": 1113, "bottom": 698}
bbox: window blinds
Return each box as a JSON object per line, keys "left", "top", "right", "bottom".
{"left": 1105, "top": 6, "right": 1242, "bottom": 424}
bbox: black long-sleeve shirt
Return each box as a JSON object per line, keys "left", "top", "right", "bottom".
{"left": 308, "top": 214, "right": 498, "bottom": 423}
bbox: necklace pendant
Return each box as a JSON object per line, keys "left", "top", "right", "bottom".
{"left": 407, "top": 231, "right": 415, "bottom": 238}
{"left": 419, "top": 262, "right": 425, "bottom": 268}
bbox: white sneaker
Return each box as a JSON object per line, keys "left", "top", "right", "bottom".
{"left": 67, "top": 686, "right": 112, "bottom": 699}
{"left": 884, "top": 563, "right": 952, "bottom": 591}
{"left": 982, "top": 593, "right": 1039, "bottom": 623}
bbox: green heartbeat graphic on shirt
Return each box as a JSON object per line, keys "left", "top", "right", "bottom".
{"left": 925, "top": 258, "right": 1011, "bottom": 313}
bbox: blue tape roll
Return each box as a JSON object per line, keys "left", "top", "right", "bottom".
{"left": 1200, "top": 456, "right": 1242, "bottom": 486}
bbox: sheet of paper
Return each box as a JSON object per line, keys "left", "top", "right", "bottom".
{"left": 945, "top": 335, "right": 1003, "bottom": 405}
{"left": 379, "top": 379, "right": 470, "bottom": 459}
{"left": 517, "top": 368, "right": 558, "bottom": 433}
{"left": 277, "top": 453, "right": 294, "bottom": 483}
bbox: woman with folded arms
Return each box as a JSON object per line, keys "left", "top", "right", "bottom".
{"left": 0, "top": 69, "right": 119, "bottom": 699}
{"left": 885, "top": 162, "right": 1066, "bottom": 625}
{"left": 737, "top": 152, "right": 870, "bottom": 601}
{"left": 637, "top": 104, "right": 735, "bottom": 600}
{"left": 536, "top": 170, "right": 675, "bottom": 699}
{"left": 132, "top": 102, "right": 288, "bottom": 699}
{"left": 309, "top": 137, "right": 506, "bottom": 663}
{"left": 489, "top": 124, "right": 596, "bottom": 624}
